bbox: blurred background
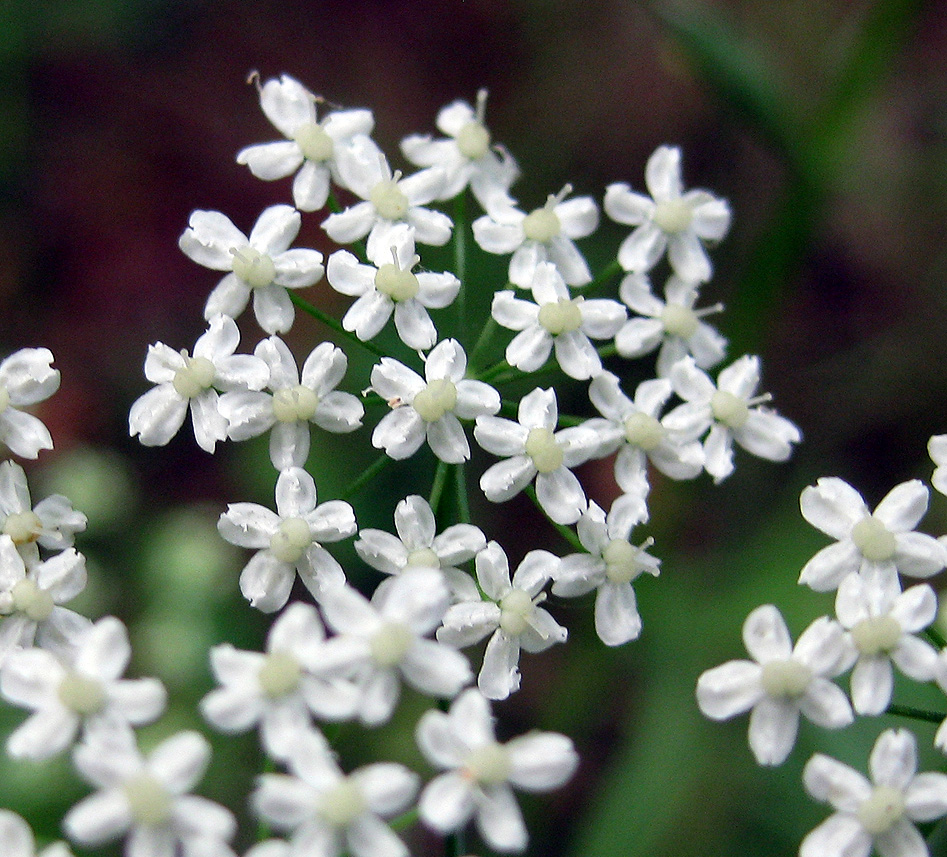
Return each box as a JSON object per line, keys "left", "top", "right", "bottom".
{"left": 2, "top": 0, "right": 947, "bottom": 854}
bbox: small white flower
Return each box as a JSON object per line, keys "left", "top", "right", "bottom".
{"left": 695, "top": 604, "right": 853, "bottom": 766}
{"left": 129, "top": 314, "right": 269, "bottom": 453}
{"left": 798, "top": 477, "right": 946, "bottom": 592}
{"left": 218, "top": 336, "right": 363, "bottom": 470}
{"left": 437, "top": 541, "right": 565, "bottom": 700}
{"left": 801, "top": 728, "right": 947, "bottom": 857}
{"left": 179, "top": 204, "right": 325, "bottom": 334}
{"left": 0, "top": 616, "right": 166, "bottom": 760}
{"left": 416, "top": 688, "right": 578, "bottom": 853}
{"left": 218, "top": 467, "right": 355, "bottom": 613}
{"left": 0, "top": 348, "right": 60, "bottom": 459}
{"left": 326, "top": 226, "right": 460, "bottom": 351}
{"left": 0, "top": 809, "right": 74, "bottom": 857}
{"left": 604, "top": 145, "right": 731, "bottom": 282}
{"left": 473, "top": 185, "right": 598, "bottom": 288}
{"left": 929, "top": 434, "right": 947, "bottom": 496}
{"left": 237, "top": 75, "right": 375, "bottom": 212}
{"left": 369, "top": 339, "right": 500, "bottom": 462}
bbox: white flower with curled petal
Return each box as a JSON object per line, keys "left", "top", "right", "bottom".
{"left": 695, "top": 604, "right": 853, "bottom": 766}
{"left": 0, "top": 615, "right": 166, "bottom": 760}
{"left": 355, "top": 494, "right": 485, "bottom": 602}
{"left": 237, "top": 75, "right": 375, "bottom": 212}
{"left": 0, "top": 810, "right": 74, "bottom": 857}
{"left": 369, "top": 339, "right": 500, "bottom": 463}
{"left": 663, "top": 355, "right": 801, "bottom": 483}
{"left": 491, "top": 262, "right": 625, "bottom": 380}
{"left": 801, "top": 728, "right": 947, "bottom": 857}
{"left": 416, "top": 688, "right": 578, "bottom": 853}
{"left": 614, "top": 272, "right": 726, "bottom": 376}
{"left": 833, "top": 573, "right": 938, "bottom": 716}
{"left": 473, "top": 184, "right": 598, "bottom": 288}
{"left": 475, "top": 387, "right": 599, "bottom": 525}
{"left": 798, "top": 477, "right": 946, "bottom": 593}
{"left": 218, "top": 336, "right": 363, "bottom": 471}
{"left": 552, "top": 500, "right": 659, "bottom": 647}
{"left": 218, "top": 467, "right": 355, "bottom": 613}
{"left": 604, "top": 145, "right": 731, "bottom": 282}
{"left": 253, "top": 726, "right": 418, "bottom": 857}
{"left": 326, "top": 227, "right": 460, "bottom": 351}
{"left": 64, "top": 724, "right": 236, "bottom": 857}
{"left": 437, "top": 541, "right": 565, "bottom": 701}
{"left": 129, "top": 314, "right": 269, "bottom": 454}
{"left": 179, "top": 204, "right": 324, "bottom": 334}
{"left": 324, "top": 136, "right": 452, "bottom": 262}
{"left": 929, "top": 434, "right": 947, "bottom": 496}
{"left": 0, "top": 347, "right": 60, "bottom": 459}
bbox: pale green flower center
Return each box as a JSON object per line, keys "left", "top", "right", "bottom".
{"left": 407, "top": 547, "right": 440, "bottom": 568}
{"left": 0, "top": 387, "right": 8, "bottom": 413}
{"left": 760, "top": 658, "right": 811, "bottom": 699}
{"left": 857, "top": 785, "right": 905, "bottom": 836}
{"left": 272, "top": 385, "right": 320, "bottom": 423}
{"left": 525, "top": 427, "right": 563, "bottom": 474}
{"left": 124, "top": 773, "right": 173, "bottom": 827}
{"left": 538, "top": 299, "right": 583, "bottom": 336}
{"left": 653, "top": 198, "right": 693, "bottom": 234}
{"left": 624, "top": 412, "right": 663, "bottom": 451}
{"left": 851, "top": 615, "right": 902, "bottom": 656}
{"left": 710, "top": 390, "right": 749, "bottom": 429}
{"left": 4, "top": 510, "right": 43, "bottom": 545}
{"left": 522, "top": 207, "right": 561, "bottom": 243}
{"left": 58, "top": 671, "right": 106, "bottom": 715}
{"left": 370, "top": 177, "right": 409, "bottom": 221}
{"left": 457, "top": 121, "right": 490, "bottom": 160}
{"left": 375, "top": 262, "right": 420, "bottom": 302}
{"left": 293, "top": 122, "right": 334, "bottom": 162}
{"left": 603, "top": 539, "right": 645, "bottom": 584}
{"left": 172, "top": 355, "right": 216, "bottom": 400}
{"left": 413, "top": 378, "right": 458, "bottom": 422}
{"left": 231, "top": 246, "right": 276, "bottom": 289}
{"left": 11, "top": 579, "right": 54, "bottom": 622}
{"left": 370, "top": 621, "right": 414, "bottom": 667}
{"left": 319, "top": 777, "right": 366, "bottom": 828}
{"left": 499, "top": 588, "right": 534, "bottom": 636}
{"left": 464, "top": 741, "right": 511, "bottom": 785}
{"left": 269, "top": 517, "right": 312, "bottom": 563}
{"left": 257, "top": 651, "right": 302, "bottom": 698}
{"left": 661, "top": 303, "right": 699, "bottom": 339}
{"left": 851, "top": 515, "right": 897, "bottom": 562}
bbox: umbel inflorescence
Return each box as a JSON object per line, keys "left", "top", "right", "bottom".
{"left": 16, "top": 71, "right": 943, "bottom": 857}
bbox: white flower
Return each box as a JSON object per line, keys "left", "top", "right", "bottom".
{"left": 0, "top": 347, "right": 60, "bottom": 459}
{"left": 252, "top": 727, "right": 418, "bottom": 857}
{"left": 491, "top": 262, "right": 625, "bottom": 380}
{"left": 552, "top": 500, "right": 659, "bottom": 646}
{"left": 416, "top": 688, "right": 578, "bottom": 853}
{"left": 929, "top": 434, "right": 947, "bottom": 495}
{"left": 475, "top": 387, "right": 599, "bottom": 525}
{"left": 64, "top": 725, "right": 236, "bottom": 857}
{"left": 326, "top": 226, "right": 460, "bottom": 351}
{"left": 355, "top": 493, "right": 485, "bottom": 602}
{"left": 401, "top": 88, "right": 519, "bottom": 214}
{"left": 798, "top": 477, "right": 946, "bottom": 593}
{"left": 437, "top": 541, "right": 565, "bottom": 700}
{"left": 369, "top": 339, "right": 500, "bottom": 462}
{"left": 834, "top": 573, "right": 938, "bottom": 715}
{"left": 201, "top": 602, "right": 360, "bottom": 759}
{"left": 217, "top": 467, "right": 355, "bottom": 613}
{"left": 179, "top": 204, "right": 324, "bottom": 334}
{"left": 317, "top": 567, "right": 472, "bottom": 725}
{"left": 614, "top": 272, "right": 726, "bottom": 376}
{"left": 0, "top": 459, "right": 87, "bottom": 565}
{"left": 129, "top": 314, "right": 269, "bottom": 453}
{"left": 472, "top": 185, "right": 598, "bottom": 288}
{"left": 663, "top": 355, "right": 801, "bottom": 483}
{"left": 695, "top": 604, "right": 853, "bottom": 766}
{"left": 324, "top": 136, "right": 452, "bottom": 262}
{"left": 218, "top": 336, "right": 363, "bottom": 470}
{"left": 0, "top": 616, "right": 166, "bottom": 760}
{"left": 237, "top": 75, "right": 374, "bottom": 212}
{"left": 604, "top": 145, "right": 731, "bottom": 282}
{"left": 0, "top": 810, "right": 74, "bottom": 857}
{"left": 801, "top": 728, "right": 947, "bottom": 857}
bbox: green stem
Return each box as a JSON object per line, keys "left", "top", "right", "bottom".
{"left": 886, "top": 703, "right": 945, "bottom": 725}
{"left": 289, "top": 292, "right": 387, "bottom": 360}
{"left": 525, "top": 485, "right": 585, "bottom": 551}
{"left": 389, "top": 807, "right": 419, "bottom": 832}
{"left": 581, "top": 258, "right": 623, "bottom": 297}
{"left": 455, "top": 463, "right": 471, "bottom": 525}
{"left": 468, "top": 316, "right": 501, "bottom": 374}
{"left": 429, "top": 459, "right": 451, "bottom": 517}
{"left": 927, "top": 625, "right": 947, "bottom": 650}
{"left": 342, "top": 453, "right": 393, "bottom": 500}
{"left": 454, "top": 190, "right": 468, "bottom": 341}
